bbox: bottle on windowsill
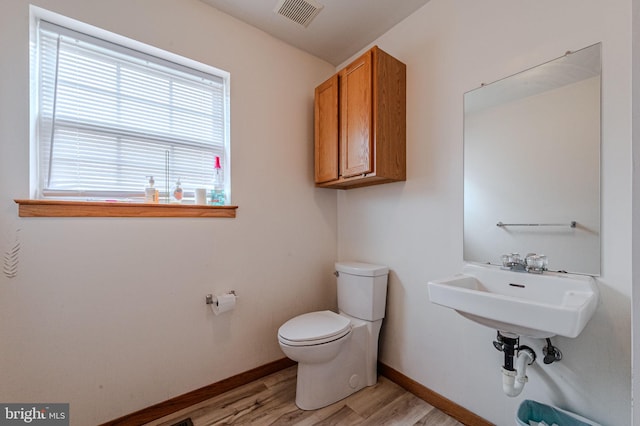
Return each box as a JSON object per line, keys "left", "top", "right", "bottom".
{"left": 172, "top": 178, "right": 183, "bottom": 203}
{"left": 145, "top": 176, "right": 159, "bottom": 204}
{"left": 209, "top": 156, "right": 225, "bottom": 206}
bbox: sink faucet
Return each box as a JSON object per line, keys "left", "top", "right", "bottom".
{"left": 501, "top": 253, "right": 547, "bottom": 274}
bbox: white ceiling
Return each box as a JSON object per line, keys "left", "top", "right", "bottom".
{"left": 199, "top": 0, "right": 431, "bottom": 66}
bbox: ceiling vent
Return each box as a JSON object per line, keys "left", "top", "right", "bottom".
{"left": 274, "top": 0, "right": 324, "bottom": 28}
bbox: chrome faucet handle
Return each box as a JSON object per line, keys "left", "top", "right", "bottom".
{"left": 525, "top": 254, "right": 548, "bottom": 273}
{"left": 501, "top": 253, "right": 523, "bottom": 268}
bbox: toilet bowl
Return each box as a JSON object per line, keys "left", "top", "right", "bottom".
{"left": 278, "top": 311, "right": 352, "bottom": 364}
{"left": 278, "top": 261, "right": 388, "bottom": 410}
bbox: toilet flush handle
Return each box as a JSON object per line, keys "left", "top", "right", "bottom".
{"left": 334, "top": 271, "right": 339, "bottom": 277}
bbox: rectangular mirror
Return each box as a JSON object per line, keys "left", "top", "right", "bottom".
{"left": 463, "top": 43, "right": 601, "bottom": 275}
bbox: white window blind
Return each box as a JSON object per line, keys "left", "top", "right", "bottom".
{"left": 34, "top": 20, "right": 229, "bottom": 201}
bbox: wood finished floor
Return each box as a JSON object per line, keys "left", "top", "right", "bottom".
{"left": 145, "top": 366, "right": 464, "bottom": 426}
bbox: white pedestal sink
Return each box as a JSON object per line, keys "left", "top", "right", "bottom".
{"left": 427, "top": 263, "right": 598, "bottom": 338}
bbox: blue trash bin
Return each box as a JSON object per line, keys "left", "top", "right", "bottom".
{"left": 516, "top": 400, "right": 601, "bottom": 426}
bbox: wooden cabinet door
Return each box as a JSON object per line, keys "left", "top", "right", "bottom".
{"left": 340, "top": 51, "right": 373, "bottom": 178}
{"left": 314, "top": 74, "right": 339, "bottom": 183}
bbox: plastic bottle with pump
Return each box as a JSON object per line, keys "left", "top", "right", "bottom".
{"left": 172, "top": 178, "right": 183, "bottom": 203}
{"left": 209, "top": 156, "right": 225, "bottom": 206}
{"left": 145, "top": 176, "right": 159, "bottom": 203}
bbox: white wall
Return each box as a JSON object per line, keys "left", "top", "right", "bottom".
{"left": 0, "top": 0, "right": 337, "bottom": 424}
{"left": 633, "top": 0, "right": 640, "bottom": 422}
{"left": 338, "top": 1, "right": 632, "bottom": 425}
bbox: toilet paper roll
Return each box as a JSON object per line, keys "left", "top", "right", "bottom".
{"left": 210, "top": 293, "right": 236, "bottom": 315}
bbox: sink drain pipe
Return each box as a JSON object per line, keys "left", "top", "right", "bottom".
{"left": 493, "top": 332, "right": 536, "bottom": 397}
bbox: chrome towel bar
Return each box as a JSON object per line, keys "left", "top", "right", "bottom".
{"left": 496, "top": 221, "right": 577, "bottom": 228}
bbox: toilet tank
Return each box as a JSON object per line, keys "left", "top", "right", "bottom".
{"left": 335, "top": 261, "right": 389, "bottom": 321}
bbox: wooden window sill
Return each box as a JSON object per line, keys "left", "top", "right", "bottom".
{"left": 14, "top": 199, "right": 237, "bottom": 218}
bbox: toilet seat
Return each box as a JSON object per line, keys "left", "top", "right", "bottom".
{"left": 278, "top": 310, "right": 351, "bottom": 347}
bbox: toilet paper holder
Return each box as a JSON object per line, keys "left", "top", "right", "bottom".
{"left": 205, "top": 291, "right": 237, "bottom": 306}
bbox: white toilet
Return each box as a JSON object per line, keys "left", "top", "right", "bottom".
{"left": 277, "top": 261, "right": 389, "bottom": 410}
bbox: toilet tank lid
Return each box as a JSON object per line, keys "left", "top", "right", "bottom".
{"left": 335, "top": 261, "right": 389, "bottom": 277}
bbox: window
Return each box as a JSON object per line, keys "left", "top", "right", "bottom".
{"left": 31, "top": 16, "right": 230, "bottom": 204}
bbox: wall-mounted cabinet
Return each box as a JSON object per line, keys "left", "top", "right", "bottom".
{"left": 314, "top": 46, "right": 406, "bottom": 189}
